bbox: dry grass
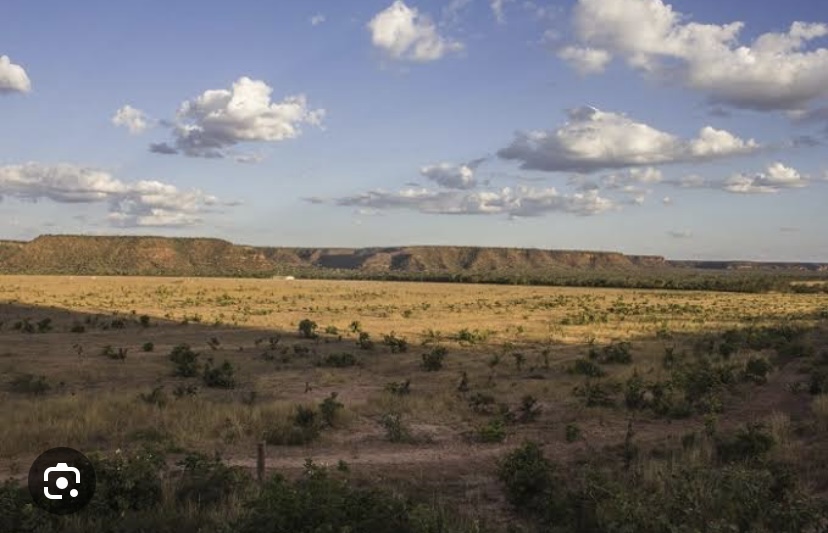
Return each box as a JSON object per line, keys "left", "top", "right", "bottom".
{"left": 1, "top": 274, "right": 826, "bottom": 488}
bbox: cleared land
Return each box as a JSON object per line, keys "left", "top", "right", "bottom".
{"left": 2, "top": 275, "right": 828, "bottom": 532}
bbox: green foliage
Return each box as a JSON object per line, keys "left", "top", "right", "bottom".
{"left": 202, "top": 358, "right": 236, "bottom": 389}
{"left": 381, "top": 413, "right": 412, "bottom": 443}
{"left": 383, "top": 332, "right": 409, "bottom": 353}
{"left": 497, "top": 441, "right": 561, "bottom": 519}
{"left": 9, "top": 373, "right": 50, "bottom": 395}
{"left": 139, "top": 314, "right": 151, "bottom": 327}
{"left": 169, "top": 344, "right": 201, "bottom": 377}
{"left": 174, "top": 452, "right": 252, "bottom": 506}
{"left": 743, "top": 356, "right": 773, "bottom": 384}
{"left": 319, "top": 352, "right": 358, "bottom": 368}
{"left": 141, "top": 341, "right": 154, "bottom": 352}
{"left": 385, "top": 379, "right": 411, "bottom": 396}
{"left": 70, "top": 322, "right": 86, "bottom": 333}
{"left": 468, "top": 392, "right": 497, "bottom": 414}
{"left": 422, "top": 346, "right": 447, "bottom": 371}
{"left": 477, "top": 418, "right": 507, "bottom": 443}
{"left": 570, "top": 358, "right": 606, "bottom": 377}
{"left": 101, "top": 345, "right": 127, "bottom": 360}
{"left": 298, "top": 318, "right": 318, "bottom": 339}
{"left": 589, "top": 341, "right": 633, "bottom": 364}
{"left": 173, "top": 384, "right": 198, "bottom": 399}
{"left": 455, "top": 328, "right": 489, "bottom": 344}
{"left": 356, "top": 331, "right": 375, "bottom": 350}
{"left": 319, "top": 392, "right": 344, "bottom": 427}
{"left": 348, "top": 320, "right": 362, "bottom": 333}
{"left": 89, "top": 448, "right": 166, "bottom": 516}
{"left": 36, "top": 317, "right": 52, "bottom": 333}
{"left": 716, "top": 423, "right": 775, "bottom": 463}
{"left": 573, "top": 380, "right": 619, "bottom": 407}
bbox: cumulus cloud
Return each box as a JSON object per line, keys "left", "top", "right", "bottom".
{"left": 419, "top": 159, "right": 484, "bottom": 189}
{"left": 368, "top": 1, "right": 463, "bottom": 62}
{"left": 0, "top": 163, "right": 223, "bottom": 227}
{"left": 112, "top": 105, "right": 150, "bottom": 134}
{"left": 497, "top": 106, "right": 757, "bottom": 173}
{"left": 0, "top": 55, "right": 31, "bottom": 94}
{"left": 310, "top": 13, "right": 325, "bottom": 26}
{"left": 153, "top": 76, "right": 324, "bottom": 159}
{"left": 316, "top": 185, "right": 615, "bottom": 217}
{"left": 557, "top": 46, "right": 612, "bottom": 74}
{"left": 564, "top": 0, "right": 828, "bottom": 111}
{"left": 670, "top": 162, "right": 809, "bottom": 194}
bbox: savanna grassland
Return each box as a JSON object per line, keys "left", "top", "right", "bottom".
{"left": 2, "top": 275, "right": 828, "bottom": 532}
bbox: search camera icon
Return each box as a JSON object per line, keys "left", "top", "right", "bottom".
{"left": 28, "top": 447, "right": 96, "bottom": 515}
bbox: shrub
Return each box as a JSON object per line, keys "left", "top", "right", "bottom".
{"left": 319, "top": 392, "right": 344, "bottom": 427}
{"left": 142, "top": 341, "right": 154, "bottom": 352}
{"left": 383, "top": 332, "right": 408, "bottom": 353}
{"left": 380, "top": 413, "right": 412, "bottom": 443}
{"left": 169, "top": 344, "right": 201, "bottom": 377}
{"left": 89, "top": 448, "right": 166, "bottom": 515}
{"left": 102, "top": 345, "right": 127, "bottom": 360}
{"left": 139, "top": 385, "right": 167, "bottom": 408}
{"left": 468, "top": 392, "right": 497, "bottom": 414}
{"left": 319, "top": 352, "right": 357, "bottom": 368}
{"left": 478, "top": 418, "right": 507, "bottom": 443}
{"left": 743, "top": 356, "right": 773, "bottom": 384}
{"left": 517, "top": 395, "right": 541, "bottom": 423}
{"left": 202, "top": 358, "right": 236, "bottom": 389}
{"left": 571, "top": 358, "right": 606, "bottom": 377}
{"left": 175, "top": 452, "right": 251, "bottom": 505}
{"left": 589, "top": 340, "right": 633, "bottom": 364}
{"left": 716, "top": 424, "right": 775, "bottom": 463}
{"left": 497, "top": 441, "right": 556, "bottom": 516}
{"left": 356, "top": 331, "right": 374, "bottom": 350}
{"left": 573, "top": 381, "right": 618, "bottom": 407}
{"left": 139, "top": 314, "right": 151, "bottom": 327}
{"left": 70, "top": 322, "right": 86, "bottom": 333}
{"left": 9, "top": 373, "right": 50, "bottom": 395}
{"left": 173, "top": 384, "right": 198, "bottom": 399}
{"left": 385, "top": 379, "right": 411, "bottom": 396}
{"left": 298, "top": 319, "right": 318, "bottom": 339}
{"left": 422, "top": 346, "right": 447, "bottom": 371}
{"left": 565, "top": 423, "right": 581, "bottom": 443}
{"left": 36, "top": 317, "right": 53, "bottom": 333}
{"left": 456, "top": 328, "right": 489, "bottom": 344}
{"left": 324, "top": 325, "right": 339, "bottom": 335}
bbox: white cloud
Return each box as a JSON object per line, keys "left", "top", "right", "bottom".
{"left": 670, "top": 162, "right": 809, "bottom": 194}
{"left": 557, "top": 46, "right": 611, "bottom": 74}
{"left": 668, "top": 230, "right": 692, "bottom": 239}
{"left": 0, "top": 163, "right": 223, "bottom": 227}
{"left": 419, "top": 159, "right": 483, "bottom": 189}
{"left": 310, "top": 13, "right": 326, "bottom": 26}
{"left": 490, "top": 0, "right": 514, "bottom": 24}
{"left": 319, "top": 185, "right": 615, "bottom": 217}
{"left": 112, "top": 105, "right": 150, "bottom": 134}
{"left": 368, "top": 1, "right": 463, "bottom": 62}
{"left": 662, "top": 196, "right": 672, "bottom": 205}
{"left": 154, "top": 76, "right": 324, "bottom": 159}
{"left": 497, "top": 106, "right": 757, "bottom": 172}
{"left": 566, "top": 0, "right": 828, "bottom": 111}
{"left": 0, "top": 55, "right": 31, "bottom": 94}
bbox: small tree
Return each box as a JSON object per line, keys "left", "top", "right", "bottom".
{"left": 298, "top": 319, "right": 318, "bottom": 339}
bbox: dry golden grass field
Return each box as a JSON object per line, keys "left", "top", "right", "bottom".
{"left": 2, "top": 275, "right": 828, "bottom": 531}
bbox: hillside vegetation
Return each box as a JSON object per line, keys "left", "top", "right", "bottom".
{"left": 0, "top": 235, "right": 826, "bottom": 292}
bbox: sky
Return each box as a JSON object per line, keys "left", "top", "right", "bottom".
{"left": 1, "top": 0, "right": 827, "bottom": 261}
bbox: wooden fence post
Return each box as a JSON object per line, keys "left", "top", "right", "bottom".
{"left": 257, "top": 441, "right": 266, "bottom": 483}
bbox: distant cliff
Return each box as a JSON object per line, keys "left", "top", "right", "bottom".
{"left": 0, "top": 235, "right": 824, "bottom": 277}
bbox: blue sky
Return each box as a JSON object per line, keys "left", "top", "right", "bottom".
{"left": 1, "top": 0, "right": 826, "bottom": 261}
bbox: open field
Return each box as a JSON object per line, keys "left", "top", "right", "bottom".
{"left": 2, "top": 275, "right": 828, "bottom": 532}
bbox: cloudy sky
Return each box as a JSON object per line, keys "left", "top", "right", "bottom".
{"left": 2, "top": 0, "right": 827, "bottom": 261}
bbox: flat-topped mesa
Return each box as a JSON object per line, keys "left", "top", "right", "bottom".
{"left": 0, "top": 235, "right": 823, "bottom": 276}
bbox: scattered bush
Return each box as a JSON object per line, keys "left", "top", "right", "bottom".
{"left": 319, "top": 352, "right": 357, "bottom": 368}
{"left": 9, "top": 373, "right": 50, "bottom": 395}
{"left": 175, "top": 452, "right": 251, "bottom": 506}
{"left": 319, "top": 392, "right": 344, "bottom": 427}
{"left": 468, "top": 392, "right": 497, "bottom": 414}
{"left": 385, "top": 379, "right": 411, "bottom": 396}
{"left": 202, "top": 358, "right": 236, "bottom": 389}
{"left": 101, "top": 345, "right": 127, "bottom": 360}
{"left": 716, "top": 423, "right": 775, "bottom": 463}
{"left": 383, "top": 332, "right": 408, "bottom": 353}
{"left": 356, "top": 331, "right": 374, "bottom": 350}
{"left": 743, "top": 356, "right": 773, "bottom": 384}
{"left": 381, "top": 413, "right": 412, "bottom": 443}
{"left": 421, "top": 346, "right": 447, "bottom": 371}
{"left": 517, "top": 395, "right": 541, "bottom": 423}
{"left": 589, "top": 341, "right": 633, "bottom": 364}
{"left": 139, "top": 314, "right": 151, "bottom": 327}
{"left": 570, "top": 358, "right": 606, "bottom": 377}
{"left": 169, "top": 344, "right": 201, "bottom": 377}
{"left": 478, "top": 418, "right": 507, "bottom": 443}
{"left": 141, "top": 341, "right": 154, "bottom": 352}
{"left": 565, "top": 423, "right": 581, "bottom": 443}
{"left": 139, "top": 385, "right": 167, "bottom": 408}
{"left": 298, "top": 318, "right": 318, "bottom": 339}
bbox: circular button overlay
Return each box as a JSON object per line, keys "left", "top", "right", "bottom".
{"left": 28, "top": 447, "right": 96, "bottom": 515}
